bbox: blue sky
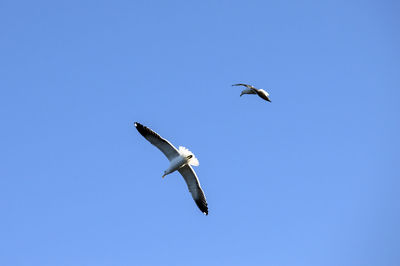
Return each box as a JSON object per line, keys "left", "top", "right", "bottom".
{"left": 1, "top": 0, "right": 399, "bottom": 265}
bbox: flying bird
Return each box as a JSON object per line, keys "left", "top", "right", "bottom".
{"left": 134, "top": 122, "right": 208, "bottom": 215}
{"left": 232, "top": 83, "right": 271, "bottom": 102}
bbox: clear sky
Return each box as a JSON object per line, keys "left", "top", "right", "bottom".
{"left": 1, "top": 0, "right": 399, "bottom": 265}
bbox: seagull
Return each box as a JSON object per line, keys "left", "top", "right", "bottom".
{"left": 134, "top": 122, "right": 208, "bottom": 215}
{"left": 232, "top": 83, "right": 271, "bottom": 102}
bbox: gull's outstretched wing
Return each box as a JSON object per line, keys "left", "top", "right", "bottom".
{"left": 232, "top": 83, "right": 256, "bottom": 89}
{"left": 134, "top": 122, "right": 179, "bottom": 161}
{"left": 178, "top": 165, "right": 208, "bottom": 215}
{"left": 240, "top": 88, "right": 257, "bottom": 96}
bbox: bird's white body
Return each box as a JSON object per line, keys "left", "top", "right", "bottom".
{"left": 164, "top": 155, "right": 187, "bottom": 176}
{"left": 258, "top": 89, "right": 269, "bottom": 96}
{"left": 163, "top": 146, "right": 199, "bottom": 177}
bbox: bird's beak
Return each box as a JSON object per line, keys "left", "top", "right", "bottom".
{"left": 162, "top": 173, "right": 166, "bottom": 178}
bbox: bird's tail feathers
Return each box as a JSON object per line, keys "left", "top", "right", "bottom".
{"left": 179, "top": 146, "right": 199, "bottom": 166}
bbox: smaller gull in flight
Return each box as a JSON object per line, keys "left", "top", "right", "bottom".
{"left": 232, "top": 83, "right": 272, "bottom": 102}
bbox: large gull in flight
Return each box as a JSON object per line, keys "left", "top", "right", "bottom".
{"left": 134, "top": 122, "right": 208, "bottom": 215}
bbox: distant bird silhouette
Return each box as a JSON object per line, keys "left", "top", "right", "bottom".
{"left": 232, "top": 83, "right": 271, "bottom": 102}
{"left": 134, "top": 122, "right": 208, "bottom": 215}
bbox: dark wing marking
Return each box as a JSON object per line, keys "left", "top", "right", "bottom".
{"left": 178, "top": 165, "right": 208, "bottom": 215}
{"left": 134, "top": 122, "right": 179, "bottom": 161}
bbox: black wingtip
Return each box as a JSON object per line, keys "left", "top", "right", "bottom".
{"left": 134, "top": 122, "right": 166, "bottom": 143}
{"left": 134, "top": 122, "right": 147, "bottom": 131}
{"left": 196, "top": 200, "right": 208, "bottom": 216}
{"left": 134, "top": 121, "right": 143, "bottom": 127}
{"left": 134, "top": 122, "right": 147, "bottom": 137}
